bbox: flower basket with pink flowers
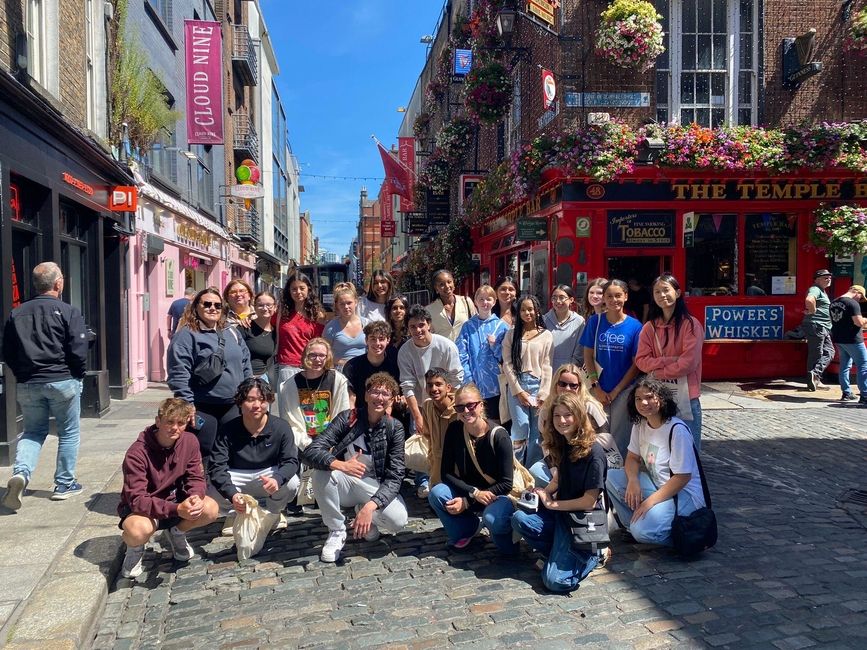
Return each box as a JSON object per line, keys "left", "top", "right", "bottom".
{"left": 812, "top": 204, "right": 867, "bottom": 255}
{"left": 846, "top": 6, "right": 867, "bottom": 55}
{"left": 464, "top": 60, "right": 513, "bottom": 125}
{"left": 595, "top": 0, "right": 665, "bottom": 71}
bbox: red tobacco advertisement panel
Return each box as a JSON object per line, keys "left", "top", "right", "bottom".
{"left": 185, "top": 20, "right": 224, "bottom": 145}
{"left": 398, "top": 137, "right": 416, "bottom": 212}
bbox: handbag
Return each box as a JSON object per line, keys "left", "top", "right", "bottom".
{"left": 404, "top": 433, "right": 430, "bottom": 473}
{"left": 652, "top": 328, "right": 693, "bottom": 420}
{"left": 668, "top": 425, "right": 717, "bottom": 556}
{"left": 463, "top": 425, "right": 534, "bottom": 500}
{"left": 565, "top": 455, "right": 610, "bottom": 552}
{"left": 192, "top": 330, "right": 226, "bottom": 385}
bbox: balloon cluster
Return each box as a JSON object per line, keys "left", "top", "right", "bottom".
{"left": 235, "top": 159, "right": 260, "bottom": 209}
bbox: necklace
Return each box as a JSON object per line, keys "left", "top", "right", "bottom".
{"left": 556, "top": 311, "right": 571, "bottom": 326}
{"left": 303, "top": 372, "right": 326, "bottom": 392}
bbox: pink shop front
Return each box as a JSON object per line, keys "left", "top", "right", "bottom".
{"left": 127, "top": 185, "right": 245, "bottom": 393}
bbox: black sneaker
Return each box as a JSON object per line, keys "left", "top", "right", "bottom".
{"left": 806, "top": 372, "right": 816, "bottom": 391}
{"left": 859, "top": 395, "right": 867, "bottom": 406}
{"left": 841, "top": 392, "right": 857, "bottom": 402}
{"left": 51, "top": 481, "right": 83, "bottom": 500}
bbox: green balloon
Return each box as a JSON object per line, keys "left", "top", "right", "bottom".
{"left": 235, "top": 166, "right": 251, "bottom": 182}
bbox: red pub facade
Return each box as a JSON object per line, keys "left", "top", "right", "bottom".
{"left": 472, "top": 167, "right": 866, "bottom": 380}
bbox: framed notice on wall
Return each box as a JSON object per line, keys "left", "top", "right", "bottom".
{"left": 166, "top": 259, "right": 176, "bottom": 297}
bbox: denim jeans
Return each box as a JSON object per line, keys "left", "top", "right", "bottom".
{"left": 528, "top": 460, "right": 552, "bottom": 488}
{"left": 13, "top": 378, "right": 83, "bottom": 487}
{"left": 511, "top": 506, "right": 600, "bottom": 593}
{"left": 606, "top": 389, "right": 633, "bottom": 459}
{"left": 506, "top": 373, "right": 542, "bottom": 469}
{"left": 605, "top": 468, "right": 702, "bottom": 546}
{"left": 687, "top": 397, "right": 702, "bottom": 451}
{"left": 428, "top": 482, "right": 517, "bottom": 553}
{"left": 837, "top": 342, "right": 867, "bottom": 396}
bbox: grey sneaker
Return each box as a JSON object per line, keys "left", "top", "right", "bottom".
{"left": 841, "top": 392, "right": 857, "bottom": 402}
{"left": 121, "top": 545, "right": 145, "bottom": 578}
{"left": 162, "top": 526, "right": 194, "bottom": 561}
{"left": 3, "top": 474, "right": 27, "bottom": 511}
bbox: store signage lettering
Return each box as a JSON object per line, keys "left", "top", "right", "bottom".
{"left": 705, "top": 305, "right": 784, "bottom": 340}
{"left": 10, "top": 183, "right": 21, "bottom": 220}
{"left": 62, "top": 172, "right": 95, "bottom": 196}
{"left": 607, "top": 211, "right": 674, "bottom": 247}
{"left": 563, "top": 179, "right": 867, "bottom": 202}
{"left": 109, "top": 186, "right": 138, "bottom": 212}
{"left": 564, "top": 92, "right": 650, "bottom": 108}
{"left": 527, "top": 0, "right": 556, "bottom": 26}
{"left": 177, "top": 222, "right": 212, "bottom": 248}
{"left": 481, "top": 186, "right": 558, "bottom": 236}
{"left": 185, "top": 20, "right": 224, "bottom": 145}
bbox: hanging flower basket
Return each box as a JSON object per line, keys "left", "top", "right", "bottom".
{"left": 846, "top": 6, "right": 867, "bottom": 55}
{"left": 419, "top": 154, "right": 452, "bottom": 194}
{"left": 464, "top": 60, "right": 513, "bottom": 125}
{"left": 595, "top": 0, "right": 665, "bottom": 71}
{"left": 434, "top": 116, "right": 475, "bottom": 165}
{"left": 812, "top": 204, "right": 867, "bottom": 255}
{"left": 413, "top": 112, "right": 432, "bottom": 139}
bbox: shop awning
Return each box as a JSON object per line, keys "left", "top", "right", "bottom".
{"left": 139, "top": 182, "right": 231, "bottom": 240}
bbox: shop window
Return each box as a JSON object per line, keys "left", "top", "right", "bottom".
{"left": 744, "top": 213, "right": 797, "bottom": 296}
{"left": 655, "top": 0, "right": 757, "bottom": 126}
{"left": 684, "top": 213, "right": 737, "bottom": 296}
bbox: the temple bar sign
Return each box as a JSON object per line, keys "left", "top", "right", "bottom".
{"left": 705, "top": 305, "right": 784, "bottom": 340}
{"left": 672, "top": 180, "right": 866, "bottom": 201}
{"left": 607, "top": 211, "right": 674, "bottom": 247}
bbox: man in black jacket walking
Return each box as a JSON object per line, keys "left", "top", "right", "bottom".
{"left": 303, "top": 372, "right": 407, "bottom": 562}
{"left": 2, "top": 262, "right": 88, "bottom": 510}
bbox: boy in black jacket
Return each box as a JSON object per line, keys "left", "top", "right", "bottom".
{"left": 303, "top": 372, "right": 407, "bottom": 562}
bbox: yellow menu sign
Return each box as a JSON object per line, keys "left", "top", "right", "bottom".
{"left": 527, "top": 0, "right": 556, "bottom": 26}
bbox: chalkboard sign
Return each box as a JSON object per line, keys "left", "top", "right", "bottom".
{"left": 607, "top": 211, "right": 675, "bottom": 247}
{"left": 744, "top": 214, "right": 795, "bottom": 280}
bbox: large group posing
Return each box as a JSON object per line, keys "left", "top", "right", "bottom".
{"left": 123, "top": 268, "right": 709, "bottom": 592}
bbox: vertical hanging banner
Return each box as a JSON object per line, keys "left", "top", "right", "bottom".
{"left": 542, "top": 69, "right": 556, "bottom": 110}
{"left": 185, "top": 20, "right": 224, "bottom": 145}
{"left": 380, "top": 181, "right": 395, "bottom": 238}
{"left": 397, "top": 137, "right": 416, "bottom": 212}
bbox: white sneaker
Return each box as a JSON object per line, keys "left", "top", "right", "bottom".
{"left": 162, "top": 526, "right": 194, "bottom": 561}
{"left": 416, "top": 482, "right": 430, "bottom": 499}
{"left": 121, "top": 544, "right": 145, "bottom": 578}
{"left": 320, "top": 529, "right": 347, "bottom": 562}
{"left": 221, "top": 513, "right": 236, "bottom": 537}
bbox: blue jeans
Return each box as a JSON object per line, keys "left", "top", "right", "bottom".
{"left": 837, "top": 342, "right": 867, "bottom": 396}
{"left": 13, "top": 378, "right": 83, "bottom": 486}
{"left": 506, "top": 373, "right": 542, "bottom": 469}
{"left": 528, "top": 461, "right": 552, "bottom": 488}
{"left": 605, "top": 468, "right": 702, "bottom": 546}
{"left": 687, "top": 397, "right": 702, "bottom": 451}
{"left": 428, "top": 482, "right": 517, "bottom": 553}
{"left": 512, "top": 506, "right": 600, "bottom": 593}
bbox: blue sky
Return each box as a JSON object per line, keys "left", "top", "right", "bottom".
{"left": 261, "top": 1, "right": 444, "bottom": 258}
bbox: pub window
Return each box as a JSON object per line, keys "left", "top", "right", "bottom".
{"left": 744, "top": 213, "right": 797, "bottom": 296}
{"left": 655, "top": 0, "right": 757, "bottom": 126}
{"left": 684, "top": 213, "right": 737, "bottom": 296}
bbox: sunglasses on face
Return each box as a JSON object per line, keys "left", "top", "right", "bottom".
{"left": 200, "top": 301, "right": 222, "bottom": 309}
{"left": 454, "top": 401, "right": 481, "bottom": 413}
{"left": 557, "top": 380, "right": 580, "bottom": 390}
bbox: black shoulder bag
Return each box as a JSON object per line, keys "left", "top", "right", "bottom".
{"left": 191, "top": 329, "right": 226, "bottom": 385}
{"left": 669, "top": 424, "right": 717, "bottom": 556}
{"left": 566, "top": 455, "right": 610, "bottom": 553}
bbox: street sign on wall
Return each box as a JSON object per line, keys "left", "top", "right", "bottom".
{"left": 381, "top": 220, "right": 396, "bottom": 238}
{"left": 426, "top": 190, "right": 450, "bottom": 225}
{"left": 517, "top": 218, "right": 548, "bottom": 241}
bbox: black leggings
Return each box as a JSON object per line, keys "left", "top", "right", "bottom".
{"left": 191, "top": 402, "right": 237, "bottom": 466}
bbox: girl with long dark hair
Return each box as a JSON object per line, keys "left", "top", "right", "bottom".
{"left": 635, "top": 274, "right": 704, "bottom": 448}
{"left": 579, "top": 279, "right": 643, "bottom": 458}
{"left": 492, "top": 275, "right": 518, "bottom": 328}
{"left": 502, "top": 295, "right": 553, "bottom": 468}
{"left": 358, "top": 269, "right": 394, "bottom": 322}
{"left": 275, "top": 273, "right": 325, "bottom": 386}
{"left": 386, "top": 295, "right": 410, "bottom": 349}
{"left": 543, "top": 284, "right": 585, "bottom": 371}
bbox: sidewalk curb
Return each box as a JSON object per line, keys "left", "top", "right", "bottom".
{"left": 2, "top": 470, "right": 126, "bottom": 649}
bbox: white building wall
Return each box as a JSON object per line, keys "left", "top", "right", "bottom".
{"left": 249, "top": 2, "right": 276, "bottom": 256}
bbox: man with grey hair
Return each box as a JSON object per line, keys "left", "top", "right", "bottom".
{"left": 2, "top": 262, "right": 88, "bottom": 510}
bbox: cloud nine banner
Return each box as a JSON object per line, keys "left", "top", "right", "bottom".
{"left": 185, "top": 20, "right": 223, "bottom": 145}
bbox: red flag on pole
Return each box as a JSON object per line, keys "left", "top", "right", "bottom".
{"left": 378, "top": 143, "right": 411, "bottom": 200}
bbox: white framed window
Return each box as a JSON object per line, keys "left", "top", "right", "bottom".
{"left": 25, "top": 0, "right": 46, "bottom": 85}
{"left": 655, "top": 0, "right": 758, "bottom": 127}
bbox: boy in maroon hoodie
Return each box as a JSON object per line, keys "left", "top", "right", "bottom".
{"left": 118, "top": 398, "right": 219, "bottom": 578}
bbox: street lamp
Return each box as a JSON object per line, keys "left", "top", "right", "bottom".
{"left": 496, "top": 9, "right": 517, "bottom": 41}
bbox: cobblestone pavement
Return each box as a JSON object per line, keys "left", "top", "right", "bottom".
{"left": 92, "top": 406, "right": 867, "bottom": 650}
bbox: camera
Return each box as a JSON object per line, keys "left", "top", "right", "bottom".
{"left": 517, "top": 490, "right": 539, "bottom": 512}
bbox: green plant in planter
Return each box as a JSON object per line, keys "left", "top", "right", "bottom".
{"left": 464, "top": 60, "right": 513, "bottom": 125}
{"left": 413, "top": 112, "right": 432, "bottom": 139}
{"left": 812, "top": 204, "right": 867, "bottom": 255}
{"left": 434, "top": 116, "right": 475, "bottom": 165}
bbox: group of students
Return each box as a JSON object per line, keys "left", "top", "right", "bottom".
{"left": 119, "top": 268, "right": 708, "bottom": 593}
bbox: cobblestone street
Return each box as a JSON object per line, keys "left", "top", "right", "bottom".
{"left": 92, "top": 405, "right": 867, "bottom": 650}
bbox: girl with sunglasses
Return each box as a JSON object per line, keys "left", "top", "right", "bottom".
{"left": 428, "top": 384, "right": 517, "bottom": 554}
{"left": 532, "top": 364, "right": 620, "bottom": 487}
{"left": 512, "top": 392, "right": 610, "bottom": 592}
{"left": 167, "top": 287, "right": 253, "bottom": 460}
